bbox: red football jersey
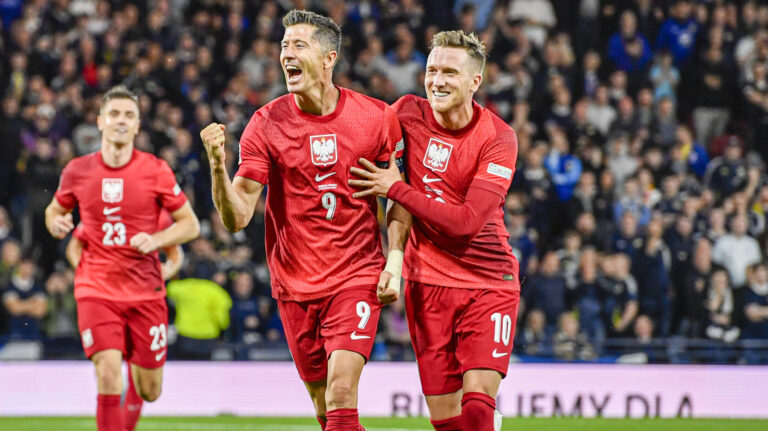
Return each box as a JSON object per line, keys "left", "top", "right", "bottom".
{"left": 236, "top": 87, "right": 403, "bottom": 301}
{"left": 55, "top": 150, "right": 188, "bottom": 302}
{"left": 393, "top": 95, "right": 520, "bottom": 290}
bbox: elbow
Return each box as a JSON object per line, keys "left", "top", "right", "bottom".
{"left": 446, "top": 224, "right": 484, "bottom": 243}
{"left": 222, "top": 215, "right": 244, "bottom": 233}
{"left": 189, "top": 217, "right": 201, "bottom": 240}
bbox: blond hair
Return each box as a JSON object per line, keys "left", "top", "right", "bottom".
{"left": 100, "top": 85, "right": 139, "bottom": 114}
{"left": 430, "top": 30, "right": 487, "bottom": 72}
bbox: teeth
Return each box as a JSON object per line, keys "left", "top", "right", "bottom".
{"left": 434, "top": 91, "right": 449, "bottom": 97}
{"left": 286, "top": 65, "right": 300, "bottom": 72}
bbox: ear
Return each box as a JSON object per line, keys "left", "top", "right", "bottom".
{"left": 469, "top": 71, "right": 482, "bottom": 94}
{"left": 324, "top": 50, "right": 338, "bottom": 70}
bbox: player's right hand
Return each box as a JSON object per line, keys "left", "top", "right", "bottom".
{"left": 49, "top": 213, "right": 74, "bottom": 239}
{"left": 377, "top": 270, "right": 400, "bottom": 305}
{"left": 200, "top": 123, "right": 227, "bottom": 166}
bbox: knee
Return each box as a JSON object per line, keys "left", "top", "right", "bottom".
{"left": 94, "top": 362, "right": 122, "bottom": 394}
{"left": 325, "top": 378, "right": 355, "bottom": 409}
{"left": 137, "top": 379, "right": 162, "bottom": 402}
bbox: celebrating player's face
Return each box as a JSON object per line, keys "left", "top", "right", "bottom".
{"left": 97, "top": 98, "right": 140, "bottom": 146}
{"left": 280, "top": 24, "right": 331, "bottom": 95}
{"left": 424, "top": 47, "right": 482, "bottom": 114}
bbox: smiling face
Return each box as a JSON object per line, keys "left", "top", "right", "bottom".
{"left": 97, "top": 98, "right": 140, "bottom": 146}
{"left": 424, "top": 46, "right": 482, "bottom": 115}
{"left": 280, "top": 24, "right": 336, "bottom": 95}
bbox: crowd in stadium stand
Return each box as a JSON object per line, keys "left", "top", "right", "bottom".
{"left": 2, "top": 0, "right": 768, "bottom": 364}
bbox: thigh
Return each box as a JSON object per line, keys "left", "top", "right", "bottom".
{"left": 405, "top": 281, "right": 463, "bottom": 396}
{"left": 321, "top": 286, "right": 381, "bottom": 362}
{"left": 76, "top": 298, "right": 126, "bottom": 358}
{"left": 456, "top": 288, "right": 521, "bottom": 378}
{"left": 278, "top": 299, "right": 327, "bottom": 383}
{"left": 125, "top": 299, "right": 169, "bottom": 369}
{"left": 131, "top": 362, "right": 164, "bottom": 395}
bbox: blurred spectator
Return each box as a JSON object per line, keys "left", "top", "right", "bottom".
{"left": 601, "top": 253, "right": 639, "bottom": 337}
{"left": 632, "top": 215, "right": 672, "bottom": 335}
{"left": 649, "top": 52, "right": 680, "bottom": 102}
{"left": 525, "top": 251, "right": 567, "bottom": 330}
{"left": 712, "top": 212, "right": 762, "bottom": 288}
{"left": 518, "top": 309, "right": 549, "bottom": 356}
{"left": 508, "top": 0, "right": 556, "bottom": 49}
{"left": 230, "top": 271, "right": 260, "bottom": 345}
{"left": 704, "top": 138, "right": 749, "bottom": 203}
{"left": 43, "top": 270, "right": 77, "bottom": 339}
{"left": 2, "top": 259, "right": 46, "bottom": 340}
{"left": 705, "top": 268, "right": 740, "bottom": 343}
{"left": 744, "top": 263, "right": 768, "bottom": 340}
{"left": 655, "top": 0, "right": 699, "bottom": 67}
{"left": 608, "top": 10, "right": 652, "bottom": 77}
{"left": 166, "top": 277, "right": 232, "bottom": 360}
{"left": 553, "top": 312, "right": 595, "bottom": 361}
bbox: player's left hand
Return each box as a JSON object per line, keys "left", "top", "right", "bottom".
{"left": 349, "top": 152, "right": 401, "bottom": 198}
{"left": 130, "top": 232, "right": 158, "bottom": 254}
{"left": 377, "top": 270, "right": 400, "bottom": 305}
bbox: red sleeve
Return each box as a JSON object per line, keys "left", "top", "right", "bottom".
{"left": 387, "top": 179, "right": 503, "bottom": 242}
{"left": 156, "top": 210, "right": 174, "bottom": 230}
{"left": 54, "top": 161, "right": 78, "bottom": 209}
{"left": 472, "top": 130, "right": 518, "bottom": 197}
{"left": 375, "top": 105, "right": 405, "bottom": 171}
{"left": 235, "top": 111, "right": 270, "bottom": 185}
{"left": 155, "top": 159, "right": 187, "bottom": 213}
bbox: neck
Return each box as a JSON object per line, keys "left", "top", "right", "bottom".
{"left": 293, "top": 80, "right": 339, "bottom": 116}
{"left": 100, "top": 140, "right": 133, "bottom": 168}
{"left": 433, "top": 99, "right": 474, "bottom": 130}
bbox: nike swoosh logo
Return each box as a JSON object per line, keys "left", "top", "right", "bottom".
{"left": 315, "top": 172, "right": 337, "bottom": 182}
{"left": 492, "top": 349, "right": 508, "bottom": 358}
{"left": 103, "top": 206, "right": 121, "bottom": 215}
{"left": 422, "top": 174, "right": 443, "bottom": 183}
{"left": 350, "top": 331, "right": 371, "bottom": 340}
{"left": 155, "top": 350, "right": 166, "bottom": 361}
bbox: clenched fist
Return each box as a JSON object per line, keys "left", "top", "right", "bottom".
{"left": 49, "top": 213, "right": 74, "bottom": 239}
{"left": 200, "top": 123, "right": 227, "bottom": 167}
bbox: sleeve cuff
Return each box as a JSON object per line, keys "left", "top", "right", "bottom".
{"left": 387, "top": 180, "right": 410, "bottom": 201}
{"left": 234, "top": 166, "right": 269, "bottom": 186}
{"left": 471, "top": 177, "right": 507, "bottom": 198}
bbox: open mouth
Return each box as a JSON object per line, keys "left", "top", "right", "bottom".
{"left": 433, "top": 90, "right": 450, "bottom": 98}
{"left": 285, "top": 64, "right": 303, "bottom": 84}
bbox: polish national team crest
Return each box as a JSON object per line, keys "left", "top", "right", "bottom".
{"left": 310, "top": 134, "right": 338, "bottom": 167}
{"left": 309, "top": 133, "right": 339, "bottom": 166}
{"left": 423, "top": 138, "right": 453, "bottom": 172}
{"left": 102, "top": 178, "right": 124, "bottom": 203}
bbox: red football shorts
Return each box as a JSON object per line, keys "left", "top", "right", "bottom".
{"left": 405, "top": 281, "right": 521, "bottom": 396}
{"left": 77, "top": 297, "right": 169, "bottom": 369}
{"left": 278, "top": 286, "right": 382, "bottom": 382}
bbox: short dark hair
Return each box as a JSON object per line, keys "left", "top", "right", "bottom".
{"left": 282, "top": 9, "right": 342, "bottom": 54}
{"left": 100, "top": 85, "right": 140, "bottom": 114}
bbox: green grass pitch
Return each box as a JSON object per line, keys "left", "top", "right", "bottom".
{"left": 1, "top": 416, "right": 767, "bottom": 431}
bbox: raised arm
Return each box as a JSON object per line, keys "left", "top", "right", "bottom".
{"left": 200, "top": 123, "right": 264, "bottom": 232}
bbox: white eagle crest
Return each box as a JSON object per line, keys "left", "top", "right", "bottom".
{"left": 427, "top": 142, "right": 450, "bottom": 169}
{"left": 102, "top": 178, "right": 123, "bottom": 203}
{"left": 312, "top": 138, "right": 335, "bottom": 163}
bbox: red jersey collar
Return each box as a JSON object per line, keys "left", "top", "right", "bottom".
{"left": 426, "top": 100, "right": 483, "bottom": 137}
{"left": 290, "top": 85, "right": 347, "bottom": 122}
{"left": 98, "top": 147, "right": 137, "bottom": 170}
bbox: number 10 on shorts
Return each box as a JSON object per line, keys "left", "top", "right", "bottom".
{"left": 491, "top": 312, "right": 512, "bottom": 346}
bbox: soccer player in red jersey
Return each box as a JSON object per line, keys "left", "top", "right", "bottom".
{"left": 199, "top": 10, "right": 407, "bottom": 431}
{"left": 45, "top": 86, "right": 201, "bottom": 431}
{"left": 349, "top": 31, "right": 520, "bottom": 431}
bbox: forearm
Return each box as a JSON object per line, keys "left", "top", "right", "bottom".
{"left": 386, "top": 202, "right": 412, "bottom": 253}
{"left": 152, "top": 216, "right": 199, "bottom": 249}
{"left": 387, "top": 181, "right": 500, "bottom": 241}
{"left": 65, "top": 238, "right": 82, "bottom": 268}
{"left": 621, "top": 301, "right": 639, "bottom": 325}
{"left": 211, "top": 164, "right": 253, "bottom": 232}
